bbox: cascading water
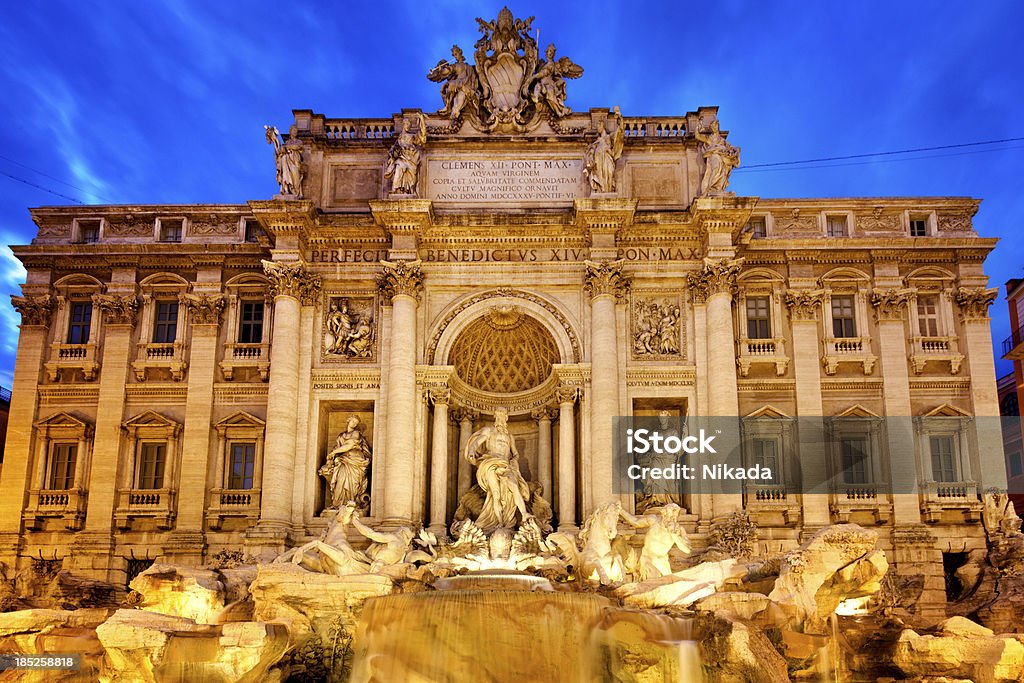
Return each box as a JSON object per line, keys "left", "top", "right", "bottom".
{"left": 348, "top": 571, "right": 705, "bottom": 682}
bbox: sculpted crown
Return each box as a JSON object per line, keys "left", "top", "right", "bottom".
{"left": 427, "top": 6, "right": 583, "bottom": 133}
{"left": 11, "top": 294, "right": 55, "bottom": 327}
{"left": 377, "top": 259, "right": 425, "bottom": 300}
{"left": 262, "top": 260, "right": 321, "bottom": 305}
{"left": 583, "top": 260, "right": 630, "bottom": 300}
{"left": 181, "top": 293, "right": 226, "bottom": 325}
{"left": 687, "top": 257, "right": 744, "bottom": 302}
{"left": 870, "top": 288, "right": 913, "bottom": 321}
{"left": 955, "top": 286, "right": 998, "bottom": 320}
{"left": 93, "top": 293, "right": 140, "bottom": 325}
{"left": 783, "top": 290, "right": 825, "bottom": 321}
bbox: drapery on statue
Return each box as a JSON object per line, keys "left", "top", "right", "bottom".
{"left": 584, "top": 106, "right": 624, "bottom": 193}
{"left": 695, "top": 116, "right": 740, "bottom": 196}
{"left": 636, "top": 411, "right": 684, "bottom": 512}
{"left": 385, "top": 112, "right": 427, "bottom": 195}
{"left": 319, "top": 415, "right": 372, "bottom": 511}
{"left": 264, "top": 125, "right": 303, "bottom": 197}
{"left": 427, "top": 45, "right": 479, "bottom": 120}
{"left": 529, "top": 44, "right": 583, "bottom": 117}
{"left": 460, "top": 408, "right": 534, "bottom": 531}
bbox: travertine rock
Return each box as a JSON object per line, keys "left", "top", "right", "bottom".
{"left": 697, "top": 613, "right": 790, "bottom": 683}
{"left": 0, "top": 608, "right": 112, "bottom": 682}
{"left": 893, "top": 623, "right": 1024, "bottom": 683}
{"left": 614, "top": 558, "right": 744, "bottom": 608}
{"left": 768, "top": 524, "right": 882, "bottom": 633}
{"left": 95, "top": 608, "right": 287, "bottom": 683}
{"left": 694, "top": 591, "right": 773, "bottom": 621}
{"left": 130, "top": 563, "right": 226, "bottom": 625}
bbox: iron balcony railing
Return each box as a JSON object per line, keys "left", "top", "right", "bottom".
{"left": 1003, "top": 324, "right": 1024, "bottom": 357}
{"left": 0, "top": 386, "right": 10, "bottom": 403}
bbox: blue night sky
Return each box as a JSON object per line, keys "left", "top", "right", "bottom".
{"left": 0, "top": 1, "right": 1022, "bottom": 389}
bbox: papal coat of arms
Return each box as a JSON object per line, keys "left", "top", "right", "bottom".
{"left": 427, "top": 7, "right": 583, "bottom": 133}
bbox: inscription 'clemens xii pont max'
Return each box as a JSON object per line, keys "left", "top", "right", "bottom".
{"left": 427, "top": 158, "right": 583, "bottom": 203}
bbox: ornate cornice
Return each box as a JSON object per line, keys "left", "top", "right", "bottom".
{"left": 11, "top": 294, "right": 55, "bottom": 327}
{"left": 583, "top": 259, "right": 630, "bottom": 301}
{"left": 93, "top": 293, "right": 140, "bottom": 326}
{"left": 955, "top": 286, "right": 997, "bottom": 320}
{"left": 377, "top": 259, "right": 424, "bottom": 301}
{"left": 686, "top": 257, "right": 743, "bottom": 303}
{"left": 783, "top": 289, "right": 825, "bottom": 321}
{"left": 870, "top": 288, "right": 913, "bottom": 321}
{"left": 181, "top": 293, "right": 226, "bottom": 325}
{"left": 262, "top": 260, "right": 321, "bottom": 304}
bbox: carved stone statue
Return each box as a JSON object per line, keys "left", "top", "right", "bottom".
{"left": 324, "top": 297, "right": 376, "bottom": 359}
{"left": 319, "top": 415, "right": 372, "bottom": 511}
{"left": 584, "top": 107, "right": 624, "bottom": 193}
{"left": 636, "top": 411, "right": 684, "bottom": 512}
{"left": 459, "top": 408, "right": 544, "bottom": 532}
{"left": 274, "top": 503, "right": 371, "bottom": 575}
{"left": 264, "top": 125, "right": 303, "bottom": 197}
{"left": 633, "top": 299, "right": 680, "bottom": 356}
{"left": 529, "top": 44, "right": 583, "bottom": 117}
{"left": 427, "top": 45, "right": 479, "bottom": 120}
{"left": 385, "top": 112, "right": 427, "bottom": 195}
{"left": 695, "top": 117, "right": 740, "bottom": 196}
{"left": 427, "top": 8, "right": 582, "bottom": 132}
{"left": 549, "top": 501, "right": 629, "bottom": 585}
{"left": 620, "top": 503, "right": 691, "bottom": 581}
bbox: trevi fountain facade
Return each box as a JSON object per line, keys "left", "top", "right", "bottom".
{"left": 1, "top": 8, "right": 1023, "bottom": 682}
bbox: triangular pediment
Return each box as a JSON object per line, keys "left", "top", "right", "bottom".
{"left": 122, "top": 410, "right": 178, "bottom": 429}
{"left": 835, "top": 404, "right": 881, "bottom": 418}
{"left": 215, "top": 411, "right": 265, "bottom": 429}
{"left": 745, "top": 405, "right": 790, "bottom": 418}
{"left": 922, "top": 403, "right": 971, "bottom": 417}
{"left": 35, "top": 411, "right": 90, "bottom": 429}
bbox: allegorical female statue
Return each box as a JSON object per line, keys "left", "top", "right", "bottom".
{"left": 385, "top": 112, "right": 428, "bottom": 195}
{"left": 462, "top": 408, "right": 532, "bottom": 531}
{"left": 584, "top": 106, "right": 624, "bottom": 193}
{"left": 264, "top": 125, "right": 303, "bottom": 196}
{"left": 695, "top": 117, "right": 740, "bottom": 196}
{"left": 319, "top": 415, "right": 372, "bottom": 511}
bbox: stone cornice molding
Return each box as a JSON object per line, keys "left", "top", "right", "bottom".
{"left": 377, "top": 259, "right": 424, "bottom": 301}
{"left": 870, "top": 288, "right": 914, "bottom": 321}
{"left": 248, "top": 199, "right": 316, "bottom": 242}
{"left": 11, "top": 294, "right": 55, "bottom": 327}
{"left": 181, "top": 293, "right": 226, "bottom": 325}
{"left": 369, "top": 199, "right": 434, "bottom": 237}
{"left": 955, "top": 286, "right": 998, "bottom": 320}
{"left": 783, "top": 289, "right": 826, "bottom": 321}
{"left": 262, "top": 260, "right": 321, "bottom": 304}
{"left": 573, "top": 198, "right": 638, "bottom": 230}
{"left": 687, "top": 257, "right": 744, "bottom": 303}
{"left": 92, "top": 293, "right": 140, "bottom": 326}
{"left": 583, "top": 259, "right": 630, "bottom": 301}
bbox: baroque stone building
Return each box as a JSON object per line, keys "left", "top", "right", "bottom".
{"left": 0, "top": 9, "right": 1006, "bottom": 617}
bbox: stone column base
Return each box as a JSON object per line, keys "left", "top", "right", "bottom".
{"left": 161, "top": 530, "right": 207, "bottom": 567}
{"left": 244, "top": 525, "right": 290, "bottom": 562}
{"left": 68, "top": 532, "right": 119, "bottom": 583}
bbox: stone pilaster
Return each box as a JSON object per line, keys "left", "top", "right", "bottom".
{"left": 251, "top": 260, "right": 320, "bottom": 554}
{"left": 532, "top": 406, "right": 556, "bottom": 504}
{"left": 377, "top": 259, "right": 424, "bottom": 525}
{"left": 784, "top": 289, "right": 831, "bottom": 529}
{"left": 76, "top": 289, "right": 139, "bottom": 580}
{"left": 428, "top": 388, "right": 451, "bottom": 533}
{"left": 0, "top": 295, "right": 55, "bottom": 563}
{"left": 583, "top": 260, "right": 629, "bottom": 511}
{"left": 453, "top": 408, "right": 478, "bottom": 500}
{"left": 557, "top": 386, "right": 578, "bottom": 530}
{"left": 166, "top": 290, "right": 224, "bottom": 564}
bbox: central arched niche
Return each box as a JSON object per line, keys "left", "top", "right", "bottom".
{"left": 449, "top": 306, "right": 560, "bottom": 394}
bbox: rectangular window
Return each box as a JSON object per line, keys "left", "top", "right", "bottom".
{"left": 48, "top": 443, "right": 77, "bottom": 490}
{"left": 228, "top": 443, "right": 256, "bottom": 489}
{"left": 238, "top": 301, "right": 264, "bottom": 344}
{"left": 244, "top": 219, "right": 261, "bottom": 243}
{"left": 746, "top": 297, "right": 771, "bottom": 339}
{"left": 153, "top": 301, "right": 179, "bottom": 343}
{"left": 138, "top": 443, "right": 166, "bottom": 489}
{"left": 831, "top": 296, "right": 857, "bottom": 338}
{"left": 78, "top": 220, "right": 100, "bottom": 243}
{"left": 840, "top": 437, "right": 870, "bottom": 484}
{"left": 67, "top": 301, "right": 92, "bottom": 344}
{"left": 826, "top": 215, "right": 848, "bottom": 237}
{"left": 910, "top": 218, "right": 928, "bottom": 237}
{"left": 747, "top": 216, "right": 767, "bottom": 238}
{"left": 752, "top": 438, "right": 778, "bottom": 483}
{"left": 930, "top": 435, "right": 957, "bottom": 482}
{"left": 917, "top": 295, "right": 940, "bottom": 337}
{"left": 159, "top": 219, "right": 183, "bottom": 243}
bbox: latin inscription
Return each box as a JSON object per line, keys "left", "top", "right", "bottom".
{"left": 427, "top": 158, "right": 583, "bottom": 203}
{"left": 308, "top": 246, "right": 701, "bottom": 264}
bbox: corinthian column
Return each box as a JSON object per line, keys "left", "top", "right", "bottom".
{"left": 532, "top": 406, "right": 556, "bottom": 503}
{"left": 557, "top": 386, "right": 578, "bottom": 529}
{"left": 378, "top": 259, "right": 424, "bottom": 525}
{"left": 453, "top": 407, "right": 477, "bottom": 500}
{"left": 584, "top": 260, "right": 630, "bottom": 511}
{"left": 256, "top": 261, "right": 320, "bottom": 534}
{"left": 688, "top": 257, "right": 743, "bottom": 518}
{"left": 428, "top": 387, "right": 450, "bottom": 533}
{"left": 956, "top": 287, "right": 1004, "bottom": 488}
